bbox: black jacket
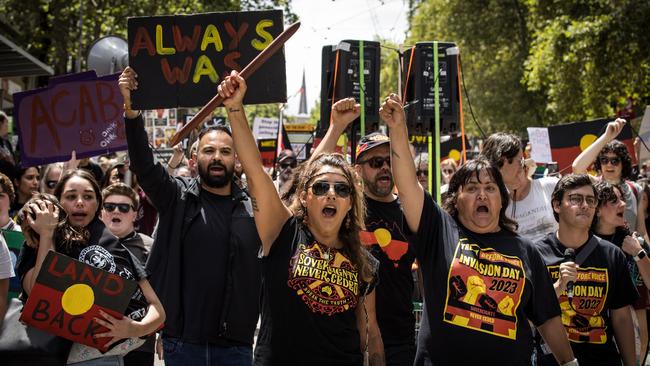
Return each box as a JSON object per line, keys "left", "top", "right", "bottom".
{"left": 125, "top": 114, "right": 262, "bottom": 345}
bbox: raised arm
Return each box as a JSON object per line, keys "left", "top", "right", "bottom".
{"left": 21, "top": 200, "right": 58, "bottom": 295}
{"left": 218, "top": 71, "right": 291, "bottom": 254}
{"left": 311, "top": 98, "right": 360, "bottom": 156}
{"left": 380, "top": 94, "right": 423, "bottom": 233}
{"left": 572, "top": 118, "right": 626, "bottom": 173}
{"left": 119, "top": 67, "right": 180, "bottom": 213}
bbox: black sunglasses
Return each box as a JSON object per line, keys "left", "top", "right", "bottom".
{"left": 310, "top": 181, "right": 352, "bottom": 198}
{"left": 599, "top": 156, "right": 621, "bottom": 166}
{"left": 358, "top": 156, "right": 390, "bottom": 169}
{"left": 45, "top": 180, "right": 58, "bottom": 189}
{"left": 103, "top": 202, "right": 134, "bottom": 213}
{"left": 280, "top": 161, "right": 297, "bottom": 169}
{"left": 416, "top": 170, "right": 428, "bottom": 177}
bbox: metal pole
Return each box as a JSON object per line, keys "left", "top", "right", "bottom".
{"left": 76, "top": 0, "right": 84, "bottom": 72}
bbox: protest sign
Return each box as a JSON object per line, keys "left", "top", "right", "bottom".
{"left": 252, "top": 117, "right": 279, "bottom": 139}
{"left": 13, "top": 71, "right": 126, "bottom": 167}
{"left": 128, "top": 10, "right": 287, "bottom": 109}
{"left": 526, "top": 127, "right": 552, "bottom": 164}
{"left": 547, "top": 118, "right": 635, "bottom": 173}
{"left": 638, "top": 107, "right": 650, "bottom": 163}
{"left": 20, "top": 251, "right": 137, "bottom": 352}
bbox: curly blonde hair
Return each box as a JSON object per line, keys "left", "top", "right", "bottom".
{"left": 288, "top": 153, "right": 373, "bottom": 283}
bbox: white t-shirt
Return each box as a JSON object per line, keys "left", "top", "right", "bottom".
{"left": 0, "top": 234, "right": 14, "bottom": 280}
{"left": 507, "top": 177, "right": 559, "bottom": 243}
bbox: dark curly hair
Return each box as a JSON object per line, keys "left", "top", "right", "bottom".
{"left": 442, "top": 157, "right": 518, "bottom": 233}
{"left": 16, "top": 193, "right": 90, "bottom": 252}
{"left": 591, "top": 181, "right": 626, "bottom": 232}
{"left": 289, "top": 153, "right": 373, "bottom": 283}
{"left": 480, "top": 133, "right": 522, "bottom": 169}
{"left": 593, "top": 140, "right": 633, "bottom": 180}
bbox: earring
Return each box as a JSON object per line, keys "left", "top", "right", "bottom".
{"left": 345, "top": 214, "right": 351, "bottom": 229}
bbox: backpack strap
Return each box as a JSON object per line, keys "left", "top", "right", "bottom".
{"left": 575, "top": 235, "right": 600, "bottom": 265}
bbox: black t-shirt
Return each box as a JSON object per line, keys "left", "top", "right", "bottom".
{"left": 412, "top": 192, "right": 560, "bottom": 365}
{"left": 362, "top": 196, "right": 416, "bottom": 347}
{"left": 256, "top": 218, "right": 378, "bottom": 366}
{"left": 178, "top": 190, "right": 235, "bottom": 344}
{"left": 536, "top": 233, "right": 639, "bottom": 366}
{"left": 16, "top": 219, "right": 149, "bottom": 323}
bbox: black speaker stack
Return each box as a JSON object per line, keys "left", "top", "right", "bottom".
{"left": 402, "top": 41, "right": 460, "bottom": 136}
{"left": 318, "top": 40, "right": 381, "bottom": 139}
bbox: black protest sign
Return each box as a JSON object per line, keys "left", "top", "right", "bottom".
{"left": 128, "top": 10, "right": 287, "bottom": 109}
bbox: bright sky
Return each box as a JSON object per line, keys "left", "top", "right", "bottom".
{"left": 283, "top": 0, "right": 409, "bottom": 116}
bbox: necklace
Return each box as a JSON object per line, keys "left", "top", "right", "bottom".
{"left": 323, "top": 246, "right": 332, "bottom": 261}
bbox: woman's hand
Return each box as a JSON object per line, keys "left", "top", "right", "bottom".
{"left": 27, "top": 199, "right": 59, "bottom": 237}
{"left": 94, "top": 309, "right": 143, "bottom": 347}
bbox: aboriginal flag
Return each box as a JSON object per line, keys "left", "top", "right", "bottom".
{"left": 258, "top": 138, "right": 277, "bottom": 168}
{"left": 441, "top": 136, "right": 470, "bottom": 163}
{"left": 20, "top": 252, "right": 137, "bottom": 352}
{"left": 548, "top": 118, "right": 635, "bottom": 174}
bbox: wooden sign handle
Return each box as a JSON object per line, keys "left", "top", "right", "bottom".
{"left": 169, "top": 21, "right": 301, "bottom": 147}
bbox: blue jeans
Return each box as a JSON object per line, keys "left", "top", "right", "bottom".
{"left": 163, "top": 337, "right": 252, "bottom": 366}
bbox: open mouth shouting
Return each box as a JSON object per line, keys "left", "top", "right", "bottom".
{"left": 322, "top": 204, "right": 337, "bottom": 218}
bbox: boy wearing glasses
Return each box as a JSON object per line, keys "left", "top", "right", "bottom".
{"left": 536, "top": 174, "right": 638, "bottom": 366}
{"left": 313, "top": 97, "right": 416, "bottom": 365}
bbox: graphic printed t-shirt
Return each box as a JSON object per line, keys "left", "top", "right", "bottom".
{"left": 361, "top": 196, "right": 416, "bottom": 348}
{"left": 507, "top": 177, "right": 559, "bottom": 243}
{"left": 257, "top": 218, "right": 377, "bottom": 366}
{"left": 179, "top": 190, "right": 234, "bottom": 343}
{"left": 412, "top": 192, "right": 560, "bottom": 365}
{"left": 536, "top": 233, "right": 638, "bottom": 365}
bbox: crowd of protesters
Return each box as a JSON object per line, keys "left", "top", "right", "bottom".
{"left": 0, "top": 66, "right": 649, "bottom": 366}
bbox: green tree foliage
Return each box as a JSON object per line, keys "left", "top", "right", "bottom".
{"left": 0, "top": 0, "right": 295, "bottom": 75}
{"left": 407, "top": 0, "right": 650, "bottom": 134}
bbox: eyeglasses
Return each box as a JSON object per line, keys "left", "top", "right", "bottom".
{"left": 309, "top": 181, "right": 352, "bottom": 198}
{"left": 358, "top": 156, "right": 390, "bottom": 169}
{"left": 103, "top": 202, "right": 134, "bottom": 213}
{"left": 567, "top": 194, "right": 598, "bottom": 208}
{"left": 599, "top": 156, "right": 621, "bottom": 166}
{"left": 442, "top": 169, "right": 455, "bottom": 175}
{"left": 416, "top": 170, "right": 428, "bottom": 177}
{"left": 280, "top": 161, "right": 297, "bottom": 170}
{"left": 45, "top": 180, "right": 58, "bottom": 189}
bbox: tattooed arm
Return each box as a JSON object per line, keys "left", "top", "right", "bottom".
{"left": 379, "top": 94, "right": 424, "bottom": 233}
{"left": 218, "top": 71, "right": 291, "bottom": 254}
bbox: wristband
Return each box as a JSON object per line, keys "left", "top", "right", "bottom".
{"left": 634, "top": 249, "right": 647, "bottom": 262}
{"left": 561, "top": 359, "right": 578, "bottom": 366}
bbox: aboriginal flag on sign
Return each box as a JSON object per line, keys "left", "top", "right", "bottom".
{"left": 20, "top": 251, "right": 137, "bottom": 352}
{"left": 441, "top": 136, "right": 470, "bottom": 163}
{"left": 547, "top": 118, "right": 636, "bottom": 174}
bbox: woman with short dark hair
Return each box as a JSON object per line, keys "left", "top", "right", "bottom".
{"left": 380, "top": 93, "right": 576, "bottom": 365}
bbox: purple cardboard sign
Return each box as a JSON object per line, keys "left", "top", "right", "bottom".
{"left": 13, "top": 72, "right": 127, "bottom": 167}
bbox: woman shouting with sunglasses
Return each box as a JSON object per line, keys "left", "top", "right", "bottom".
{"left": 573, "top": 118, "right": 646, "bottom": 233}
{"left": 217, "top": 71, "right": 381, "bottom": 366}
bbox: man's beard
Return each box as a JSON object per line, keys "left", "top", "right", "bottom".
{"left": 199, "top": 161, "right": 234, "bottom": 188}
{"left": 365, "top": 173, "right": 394, "bottom": 197}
